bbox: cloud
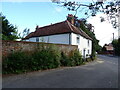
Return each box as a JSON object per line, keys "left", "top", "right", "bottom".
{"left": 55, "top": 7, "right": 62, "bottom": 12}
{"left": 87, "top": 13, "right": 118, "bottom": 46}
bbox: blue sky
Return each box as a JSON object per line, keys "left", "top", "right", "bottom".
{"left": 1, "top": 1, "right": 118, "bottom": 46}
{"left": 2, "top": 2, "right": 87, "bottom": 33}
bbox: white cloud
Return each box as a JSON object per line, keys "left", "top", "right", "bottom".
{"left": 55, "top": 7, "right": 62, "bottom": 12}
{"left": 87, "top": 13, "right": 118, "bottom": 46}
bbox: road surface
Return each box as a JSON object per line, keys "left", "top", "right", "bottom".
{"left": 2, "top": 55, "right": 118, "bottom": 88}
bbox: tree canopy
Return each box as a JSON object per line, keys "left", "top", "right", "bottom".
{"left": 78, "top": 18, "right": 102, "bottom": 57}
{"left": 112, "top": 38, "right": 120, "bottom": 56}
{"left": 0, "top": 14, "right": 19, "bottom": 40}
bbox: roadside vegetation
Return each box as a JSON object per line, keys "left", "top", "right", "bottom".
{"left": 2, "top": 44, "right": 95, "bottom": 74}
{"left": 3, "top": 44, "right": 91, "bottom": 74}
{"left": 112, "top": 39, "right": 120, "bottom": 56}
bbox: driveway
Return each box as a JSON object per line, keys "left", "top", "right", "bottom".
{"left": 2, "top": 55, "right": 118, "bottom": 88}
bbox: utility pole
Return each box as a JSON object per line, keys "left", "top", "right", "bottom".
{"left": 113, "top": 33, "right": 114, "bottom": 41}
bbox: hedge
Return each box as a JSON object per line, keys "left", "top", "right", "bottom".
{"left": 2, "top": 44, "right": 83, "bottom": 74}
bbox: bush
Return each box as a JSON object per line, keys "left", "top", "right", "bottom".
{"left": 2, "top": 51, "right": 31, "bottom": 74}
{"left": 2, "top": 44, "right": 61, "bottom": 74}
{"left": 60, "top": 50, "right": 83, "bottom": 67}
{"left": 2, "top": 44, "right": 83, "bottom": 74}
{"left": 60, "top": 52, "right": 69, "bottom": 66}
{"left": 69, "top": 50, "right": 83, "bottom": 66}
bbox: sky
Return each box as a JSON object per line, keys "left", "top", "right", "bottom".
{"left": 1, "top": 1, "right": 118, "bottom": 46}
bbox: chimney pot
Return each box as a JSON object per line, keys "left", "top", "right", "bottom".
{"left": 36, "top": 25, "right": 39, "bottom": 30}
{"left": 67, "top": 14, "right": 74, "bottom": 25}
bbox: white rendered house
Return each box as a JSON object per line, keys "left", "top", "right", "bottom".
{"left": 23, "top": 20, "right": 92, "bottom": 58}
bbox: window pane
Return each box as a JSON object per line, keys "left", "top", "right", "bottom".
{"left": 36, "top": 37, "right": 39, "bottom": 42}
{"left": 77, "top": 37, "right": 79, "bottom": 44}
{"left": 88, "top": 40, "right": 89, "bottom": 46}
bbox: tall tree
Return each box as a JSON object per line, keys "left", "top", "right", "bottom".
{"left": 22, "top": 28, "right": 30, "bottom": 38}
{"left": 78, "top": 19, "right": 102, "bottom": 57}
{"left": 0, "top": 14, "right": 19, "bottom": 40}
{"left": 112, "top": 39, "right": 120, "bottom": 56}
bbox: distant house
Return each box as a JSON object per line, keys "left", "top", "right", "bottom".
{"left": 23, "top": 14, "right": 92, "bottom": 58}
{"left": 104, "top": 43, "right": 114, "bottom": 54}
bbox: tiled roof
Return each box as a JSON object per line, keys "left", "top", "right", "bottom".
{"left": 105, "top": 46, "right": 114, "bottom": 51}
{"left": 23, "top": 20, "right": 92, "bottom": 40}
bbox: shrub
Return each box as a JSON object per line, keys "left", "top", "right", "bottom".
{"left": 2, "top": 44, "right": 61, "bottom": 74}
{"left": 60, "top": 52, "right": 69, "bottom": 66}
{"left": 2, "top": 51, "right": 31, "bottom": 74}
{"left": 69, "top": 50, "right": 83, "bottom": 66}
{"left": 60, "top": 50, "right": 83, "bottom": 67}
{"left": 2, "top": 44, "right": 84, "bottom": 74}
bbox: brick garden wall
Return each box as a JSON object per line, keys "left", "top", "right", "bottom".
{"left": 2, "top": 40, "right": 78, "bottom": 57}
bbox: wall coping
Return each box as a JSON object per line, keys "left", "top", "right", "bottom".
{"left": 2, "top": 40, "right": 78, "bottom": 47}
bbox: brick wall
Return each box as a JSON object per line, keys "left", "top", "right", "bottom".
{"left": 2, "top": 40, "right": 78, "bottom": 57}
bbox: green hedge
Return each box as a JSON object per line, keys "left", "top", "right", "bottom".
{"left": 2, "top": 44, "right": 83, "bottom": 74}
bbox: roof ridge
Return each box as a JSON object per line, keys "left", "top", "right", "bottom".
{"left": 37, "top": 20, "right": 66, "bottom": 30}
{"left": 67, "top": 22, "right": 92, "bottom": 40}
{"left": 23, "top": 20, "right": 92, "bottom": 40}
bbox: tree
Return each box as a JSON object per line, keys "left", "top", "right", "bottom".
{"left": 52, "top": 0, "right": 120, "bottom": 28}
{"left": 112, "top": 39, "right": 120, "bottom": 56}
{"left": 0, "top": 14, "right": 19, "bottom": 40}
{"left": 78, "top": 19, "right": 102, "bottom": 57}
{"left": 21, "top": 28, "right": 30, "bottom": 38}
{"left": 102, "top": 44, "right": 107, "bottom": 52}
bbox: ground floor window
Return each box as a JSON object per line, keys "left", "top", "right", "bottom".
{"left": 36, "top": 37, "right": 39, "bottom": 42}
{"left": 88, "top": 50, "right": 89, "bottom": 54}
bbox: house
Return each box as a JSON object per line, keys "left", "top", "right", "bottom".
{"left": 104, "top": 43, "right": 114, "bottom": 54}
{"left": 23, "top": 14, "right": 92, "bottom": 58}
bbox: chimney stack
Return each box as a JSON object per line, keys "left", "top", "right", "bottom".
{"left": 67, "top": 14, "right": 74, "bottom": 25}
{"left": 36, "top": 25, "right": 39, "bottom": 30}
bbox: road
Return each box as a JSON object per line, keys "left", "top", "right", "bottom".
{"left": 2, "top": 55, "right": 118, "bottom": 88}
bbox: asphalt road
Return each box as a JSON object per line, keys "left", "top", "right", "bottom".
{"left": 2, "top": 55, "right": 118, "bottom": 88}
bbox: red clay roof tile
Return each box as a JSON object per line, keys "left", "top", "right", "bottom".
{"left": 23, "top": 20, "right": 92, "bottom": 40}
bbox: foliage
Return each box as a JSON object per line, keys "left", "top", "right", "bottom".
{"left": 53, "top": 0, "right": 120, "bottom": 28}
{"left": 2, "top": 44, "right": 61, "bottom": 74}
{"left": 112, "top": 39, "right": 120, "bottom": 56}
{"left": 69, "top": 50, "right": 83, "bottom": 66}
{"left": 2, "top": 51, "right": 31, "bottom": 74}
{"left": 60, "top": 50, "right": 83, "bottom": 67}
{"left": 21, "top": 28, "right": 30, "bottom": 39}
{"left": 1, "top": 13, "right": 19, "bottom": 40}
{"left": 102, "top": 45, "right": 107, "bottom": 52}
{"left": 2, "top": 44, "right": 83, "bottom": 74}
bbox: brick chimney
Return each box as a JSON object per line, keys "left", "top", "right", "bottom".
{"left": 36, "top": 25, "right": 39, "bottom": 30}
{"left": 67, "top": 14, "right": 74, "bottom": 25}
